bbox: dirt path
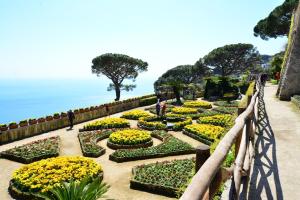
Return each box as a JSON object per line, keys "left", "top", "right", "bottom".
{"left": 248, "top": 84, "right": 300, "bottom": 199}
{"left": 0, "top": 106, "right": 203, "bottom": 200}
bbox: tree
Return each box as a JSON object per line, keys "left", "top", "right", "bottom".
{"left": 254, "top": 0, "right": 298, "bottom": 40}
{"left": 203, "top": 43, "right": 261, "bottom": 77}
{"left": 270, "top": 52, "right": 284, "bottom": 78}
{"left": 154, "top": 63, "right": 209, "bottom": 103}
{"left": 91, "top": 53, "right": 148, "bottom": 101}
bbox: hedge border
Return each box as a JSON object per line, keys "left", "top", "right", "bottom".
{"left": 109, "top": 132, "right": 195, "bottom": 163}
{"left": 182, "top": 129, "right": 213, "bottom": 145}
{"left": 107, "top": 139, "right": 153, "bottom": 150}
{"left": 0, "top": 136, "right": 60, "bottom": 164}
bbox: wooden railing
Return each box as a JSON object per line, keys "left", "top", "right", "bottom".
{"left": 180, "top": 77, "right": 261, "bottom": 200}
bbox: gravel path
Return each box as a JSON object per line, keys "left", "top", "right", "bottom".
{"left": 0, "top": 106, "right": 202, "bottom": 200}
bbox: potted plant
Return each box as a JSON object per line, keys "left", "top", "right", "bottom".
{"left": 28, "top": 118, "right": 37, "bottom": 125}
{"left": 0, "top": 124, "right": 8, "bottom": 131}
{"left": 79, "top": 108, "right": 85, "bottom": 113}
{"left": 61, "top": 112, "right": 67, "bottom": 118}
{"left": 38, "top": 117, "right": 45, "bottom": 123}
{"left": 84, "top": 108, "right": 89, "bottom": 112}
{"left": 9, "top": 122, "right": 18, "bottom": 129}
{"left": 46, "top": 115, "right": 53, "bottom": 121}
{"left": 53, "top": 113, "right": 60, "bottom": 119}
{"left": 19, "top": 120, "right": 28, "bottom": 127}
{"left": 90, "top": 106, "right": 95, "bottom": 111}
{"left": 74, "top": 109, "right": 79, "bottom": 114}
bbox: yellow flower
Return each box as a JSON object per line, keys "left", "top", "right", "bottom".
{"left": 183, "top": 101, "right": 212, "bottom": 109}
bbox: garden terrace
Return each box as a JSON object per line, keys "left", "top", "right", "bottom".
{"left": 0, "top": 136, "right": 60, "bottom": 164}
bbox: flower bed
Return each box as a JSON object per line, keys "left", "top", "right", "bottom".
{"left": 213, "top": 101, "right": 238, "bottom": 107}
{"left": 107, "top": 129, "right": 153, "bottom": 149}
{"left": 81, "top": 117, "right": 130, "bottom": 131}
{"left": 121, "top": 110, "right": 151, "bottom": 120}
{"left": 130, "top": 158, "right": 195, "bottom": 197}
{"left": 146, "top": 105, "right": 174, "bottom": 114}
{"left": 197, "top": 114, "right": 233, "bottom": 127}
{"left": 137, "top": 116, "right": 192, "bottom": 131}
{"left": 212, "top": 106, "right": 238, "bottom": 114}
{"left": 171, "top": 107, "right": 198, "bottom": 114}
{"left": 183, "top": 101, "right": 212, "bottom": 109}
{"left": 0, "top": 136, "right": 60, "bottom": 163}
{"left": 183, "top": 124, "right": 224, "bottom": 145}
{"left": 197, "top": 110, "right": 221, "bottom": 117}
{"left": 9, "top": 156, "right": 103, "bottom": 199}
{"left": 109, "top": 130, "right": 195, "bottom": 162}
{"left": 78, "top": 130, "right": 112, "bottom": 157}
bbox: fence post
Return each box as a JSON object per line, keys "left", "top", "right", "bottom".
{"left": 195, "top": 145, "right": 210, "bottom": 173}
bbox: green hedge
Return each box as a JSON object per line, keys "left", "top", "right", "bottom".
{"left": 139, "top": 96, "right": 157, "bottom": 106}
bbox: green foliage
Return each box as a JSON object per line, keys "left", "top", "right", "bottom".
{"left": 270, "top": 53, "right": 284, "bottom": 78}
{"left": 212, "top": 106, "right": 238, "bottom": 114}
{"left": 213, "top": 101, "right": 238, "bottom": 107}
{"left": 0, "top": 136, "right": 60, "bottom": 163}
{"left": 154, "top": 64, "right": 209, "bottom": 103}
{"left": 239, "top": 82, "right": 255, "bottom": 108}
{"left": 203, "top": 43, "right": 261, "bottom": 76}
{"left": 110, "top": 131, "right": 194, "bottom": 162}
{"left": 83, "top": 118, "right": 130, "bottom": 131}
{"left": 37, "top": 176, "right": 109, "bottom": 200}
{"left": 131, "top": 159, "right": 195, "bottom": 198}
{"left": 197, "top": 114, "right": 233, "bottom": 127}
{"left": 139, "top": 96, "right": 157, "bottom": 106}
{"left": 253, "top": 0, "right": 298, "bottom": 40}
{"left": 91, "top": 53, "right": 148, "bottom": 101}
{"left": 204, "top": 77, "right": 239, "bottom": 99}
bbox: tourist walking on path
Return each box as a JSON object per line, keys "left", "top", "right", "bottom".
{"left": 160, "top": 101, "right": 167, "bottom": 117}
{"left": 156, "top": 100, "right": 161, "bottom": 117}
{"left": 67, "top": 110, "right": 75, "bottom": 129}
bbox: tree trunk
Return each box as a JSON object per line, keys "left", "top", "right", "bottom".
{"left": 115, "top": 85, "right": 121, "bottom": 101}
{"left": 173, "top": 86, "right": 181, "bottom": 104}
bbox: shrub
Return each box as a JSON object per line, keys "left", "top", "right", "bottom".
{"left": 197, "top": 114, "right": 233, "bottom": 127}
{"left": 78, "top": 130, "right": 111, "bottom": 157}
{"left": 171, "top": 107, "right": 198, "bottom": 114}
{"left": 109, "top": 129, "right": 152, "bottom": 145}
{"left": 239, "top": 81, "right": 255, "bottom": 108}
{"left": 183, "top": 101, "right": 212, "bottom": 109}
{"left": 184, "top": 124, "right": 224, "bottom": 142}
{"left": 131, "top": 158, "right": 195, "bottom": 197}
{"left": 121, "top": 110, "right": 151, "bottom": 120}
{"left": 212, "top": 106, "right": 238, "bottom": 114}
{"left": 10, "top": 156, "right": 103, "bottom": 195}
{"left": 82, "top": 118, "right": 130, "bottom": 131}
{"left": 197, "top": 110, "right": 221, "bottom": 117}
{"left": 138, "top": 116, "right": 167, "bottom": 130}
{"left": 0, "top": 136, "right": 60, "bottom": 163}
{"left": 109, "top": 131, "right": 195, "bottom": 162}
{"left": 213, "top": 101, "right": 238, "bottom": 107}
{"left": 139, "top": 96, "right": 157, "bottom": 106}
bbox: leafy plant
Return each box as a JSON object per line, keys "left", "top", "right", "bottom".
{"left": 212, "top": 106, "right": 238, "bottom": 114}
{"left": 121, "top": 110, "right": 151, "bottom": 120}
{"left": 0, "top": 136, "right": 60, "bottom": 163}
{"left": 183, "top": 101, "right": 212, "bottom": 109}
{"left": 213, "top": 101, "right": 238, "bottom": 107}
{"left": 37, "top": 176, "right": 109, "bottom": 200}
{"left": 197, "top": 114, "right": 233, "bottom": 127}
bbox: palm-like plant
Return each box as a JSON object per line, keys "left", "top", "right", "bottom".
{"left": 37, "top": 176, "right": 109, "bottom": 200}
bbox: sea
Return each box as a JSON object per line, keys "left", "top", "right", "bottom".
{"left": 0, "top": 78, "right": 154, "bottom": 124}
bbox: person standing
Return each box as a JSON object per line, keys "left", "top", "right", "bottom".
{"left": 156, "top": 100, "right": 161, "bottom": 117}
{"left": 67, "top": 110, "right": 75, "bottom": 129}
{"left": 161, "top": 101, "right": 167, "bottom": 117}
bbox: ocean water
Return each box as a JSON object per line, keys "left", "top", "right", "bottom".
{"left": 0, "top": 79, "right": 154, "bottom": 124}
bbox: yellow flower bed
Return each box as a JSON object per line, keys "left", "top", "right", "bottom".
{"left": 121, "top": 110, "right": 151, "bottom": 120}
{"left": 197, "top": 114, "right": 232, "bottom": 127}
{"left": 83, "top": 117, "right": 129, "bottom": 130}
{"left": 183, "top": 101, "right": 212, "bottom": 109}
{"left": 171, "top": 107, "right": 198, "bottom": 114}
{"left": 184, "top": 124, "right": 224, "bottom": 140}
{"left": 12, "top": 156, "right": 102, "bottom": 193}
{"left": 109, "top": 129, "right": 152, "bottom": 145}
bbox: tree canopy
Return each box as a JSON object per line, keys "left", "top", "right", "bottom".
{"left": 154, "top": 63, "right": 209, "bottom": 103}
{"left": 203, "top": 43, "right": 261, "bottom": 77}
{"left": 254, "top": 0, "right": 298, "bottom": 40}
{"left": 91, "top": 53, "right": 148, "bottom": 101}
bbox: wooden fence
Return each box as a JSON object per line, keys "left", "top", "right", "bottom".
{"left": 180, "top": 77, "right": 261, "bottom": 200}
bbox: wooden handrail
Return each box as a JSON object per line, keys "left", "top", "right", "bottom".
{"left": 180, "top": 79, "right": 261, "bottom": 200}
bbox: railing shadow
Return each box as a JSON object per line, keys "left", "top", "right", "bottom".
{"left": 247, "top": 86, "right": 283, "bottom": 200}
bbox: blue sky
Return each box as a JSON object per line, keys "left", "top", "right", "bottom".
{"left": 0, "top": 0, "right": 287, "bottom": 82}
